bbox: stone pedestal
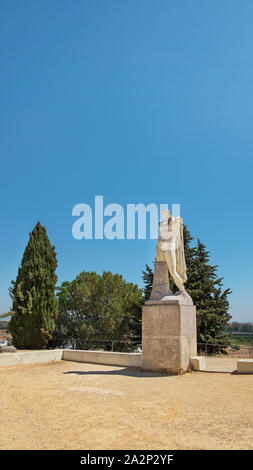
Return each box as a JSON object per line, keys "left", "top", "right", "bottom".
{"left": 142, "top": 301, "right": 197, "bottom": 374}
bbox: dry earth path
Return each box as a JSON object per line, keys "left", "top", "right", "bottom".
{"left": 0, "top": 360, "right": 252, "bottom": 450}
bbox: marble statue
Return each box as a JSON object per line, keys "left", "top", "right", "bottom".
{"left": 148, "top": 209, "right": 192, "bottom": 304}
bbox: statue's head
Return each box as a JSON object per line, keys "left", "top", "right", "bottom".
{"left": 161, "top": 209, "right": 170, "bottom": 221}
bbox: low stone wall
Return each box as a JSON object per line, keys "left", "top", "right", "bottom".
{"left": 2, "top": 350, "right": 252, "bottom": 374}
{"left": 0, "top": 349, "right": 63, "bottom": 367}
{"left": 0, "top": 349, "right": 142, "bottom": 368}
{"left": 237, "top": 359, "right": 253, "bottom": 374}
{"left": 62, "top": 349, "right": 142, "bottom": 368}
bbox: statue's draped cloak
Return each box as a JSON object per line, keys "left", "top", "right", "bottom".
{"left": 176, "top": 222, "right": 187, "bottom": 283}
{"left": 157, "top": 217, "right": 187, "bottom": 284}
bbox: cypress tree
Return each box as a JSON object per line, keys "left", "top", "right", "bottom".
{"left": 9, "top": 222, "right": 58, "bottom": 349}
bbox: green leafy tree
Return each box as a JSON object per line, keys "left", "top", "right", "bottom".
{"left": 50, "top": 271, "right": 143, "bottom": 351}
{"left": 142, "top": 226, "right": 232, "bottom": 353}
{"left": 9, "top": 222, "right": 58, "bottom": 349}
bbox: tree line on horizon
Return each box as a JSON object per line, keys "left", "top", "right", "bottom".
{"left": 4, "top": 221, "right": 232, "bottom": 353}
{"left": 226, "top": 322, "right": 253, "bottom": 333}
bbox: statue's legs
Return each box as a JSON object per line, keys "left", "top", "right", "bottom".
{"left": 149, "top": 247, "right": 172, "bottom": 300}
{"left": 165, "top": 250, "right": 185, "bottom": 292}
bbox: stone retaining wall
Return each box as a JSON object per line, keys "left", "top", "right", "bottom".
{"left": 62, "top": 349, "right": 142, "bottom": 367}
{"left": 0, "top": 349, "right": 63, "bottom": 367}
{"left": 0, "top": 349, "right": 142, "bottom": 368}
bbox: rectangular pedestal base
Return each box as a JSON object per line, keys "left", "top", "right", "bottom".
{"left": 141, "top": 302, "right": 197, "bottom": 374}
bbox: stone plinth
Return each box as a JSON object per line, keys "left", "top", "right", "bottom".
{"left": 142, "top": 301, "right": 197, "bottom": 374}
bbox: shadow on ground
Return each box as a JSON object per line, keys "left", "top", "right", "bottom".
{"left": 63, "top": 367, "right": 169, "bottom": 378}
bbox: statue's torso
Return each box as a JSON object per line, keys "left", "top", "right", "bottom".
{"left": 158, "top": 216, "right": 180, "bottom": 251}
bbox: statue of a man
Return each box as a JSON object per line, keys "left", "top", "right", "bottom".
{"left": 149, "top": 209, "right": 192, "bottom": 304}
{"left": 156, "top": 209, "right": 187, "bottom": 292}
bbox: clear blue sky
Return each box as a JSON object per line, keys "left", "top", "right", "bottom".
{"left": 0, "top": 1, "right": 252, "bottom": 322}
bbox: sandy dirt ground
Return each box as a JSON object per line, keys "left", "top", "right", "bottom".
{"left": 0, "top": 360, "right": 252, "bottom": 450}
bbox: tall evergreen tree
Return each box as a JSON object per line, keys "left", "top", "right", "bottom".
{"left": 142, "top": 264, "right": 154, "bottom": 301}
{"left": 142, "top": 226, "right": 232, "bottom": 352}
{"left": 189, "top": 239, "right": 232, "bottom": 352}
{"left": 9, "top": 222, "right": 58, "bottom": 349}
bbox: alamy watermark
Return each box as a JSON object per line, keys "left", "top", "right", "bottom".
{"left": 72, "top": 196, "right": 181, "bottom": 240}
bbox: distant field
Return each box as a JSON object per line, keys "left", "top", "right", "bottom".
{"left": 229, "top": 334, "right": 253, "bottom": 347}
